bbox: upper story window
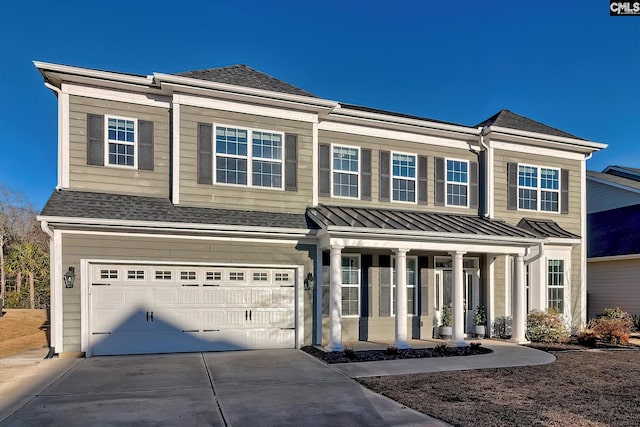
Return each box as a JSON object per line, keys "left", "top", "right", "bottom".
{"left": 332, "top": 145, "right": 359, "bottom": 198}
{"left": 214, "top": 125, "right": 283, "bottom": 189}
{"left": 446, "top": 159, "right": 468, "bottom": 207}
{"left": 107, "top": 116, "right": 137, "bottom": 167}
{"left": 518, "top": 165, "right": 559, "bottom": 212}
{"left": 392, "top": 153, "right": 416, "bottom": 203}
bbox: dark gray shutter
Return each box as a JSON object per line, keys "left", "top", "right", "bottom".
{"left": 379, "top": 255, "right": 391, "bottom": 317}
{"left": 138, "top": 120, "right": 154, "bottom": 171}
{"left": 507, "top": 162, "right": 518, "bottom": 210}
{"left": 319, "top": 144, "right": 330, "bottom": 197}
{"left": 285, "top": 134, "right": 297, "bottom": 191}
{"left": 419, "top": 256, "right": 429, "bottom": 316}
{"left": 379, "top": 151, "right": 390, "bottom": 202}
{"left": 197, "top": 123, "right": 213, "bottom": 185}
{"left": 561, "top": 169, "right": 569, "bottom": 214}
{"left": 418, "top": 155, "right": 428, "bottom": 205}
{"left": 87, "top": 114, "right": 104, "bottom": 166}
{"left": 469, "top": 161, "right": 479, "bottom": 209}
{"left": 434, "top": 157, "right": 445, "bottom": 206}
{"left": 361, "top": 148, "right": 371, "bottom": 201}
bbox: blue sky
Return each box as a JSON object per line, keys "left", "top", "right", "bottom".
{"left": 1, "top": 0, "right": 638, "bottom": 209}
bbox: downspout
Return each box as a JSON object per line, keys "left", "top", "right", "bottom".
{"left": 478, "top": 127, "right": 493, "bottom": 218}
{"left": 524, "top": 241, "right": 545, "bottom": 266}
{"left": 40, "top": 221, "right": 56, "bottom": 357}
{"left": 44, "top": 82, "right": 64, "bottom": 191}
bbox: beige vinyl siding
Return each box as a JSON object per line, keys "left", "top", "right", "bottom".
{"left": 493, "top": 256, "right": 506, "bottom": 318}
{"left": 587, "top": 180, "right": 640, "bottom": 213}
{"left": 68, "top": 95, "right": 170, "bottom": 197}
{"left": 319, "top": 130, "right": 479, "bottom": 214}
{"left": 587, "top": 258, "right": 640, "bottom": 319}
{"left": 569, "top": 246, "right": 583, "bottom": 331}
{"left": 179, "top": 105, "right": 313, "bottom": 213}
{"left": 60, "top": 233, "right": 313, "bottom": 353}
{"left": 493, "top": 149, "right": 582, "bottom": 235}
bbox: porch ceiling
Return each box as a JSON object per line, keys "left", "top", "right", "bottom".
{"left": 307, "top": 205, "right": 539, "bottom": 239}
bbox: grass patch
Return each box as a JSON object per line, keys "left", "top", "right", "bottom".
{"left": 0, "top": 309, "right": 49, "bottom": 357}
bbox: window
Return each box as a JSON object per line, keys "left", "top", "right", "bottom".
{"left": 446, "top": 159, "right": 468, "bottom": 207}
{"left": 229, "top": 272, "right": 245, "bottom": 281}
{"left": 332, "top": 145, "right": 359, "bottom": 198}
{"left": 253, "top": 272, "right": 268, "bottom": 282}
{"left": 518, "top": 165, "right": 560, "bottom": 212}
{"left": 392, "top": 153, "right": 416, "bottom": 203}
{"left": 547, "top": 259, "right": 564, "bottom": 313}
{"left": 214, "top": 125, "right": 283, "bottom": 188}
{"left": 391, "top": 257, "right": 418, "bottom": 315}
{"left": 107, "top": 116, "right": 136, "bottom": 167}
{"left": 155, "top": 271, "right": 172, "bottom": 280}
{"left": 127, "top": 270, "right": 144, "bottom": 280}
{"left": 205, "top": 271, "right": 222, "bottom": 281}
{"left": 341, "top": 255, "right": 360, "bottom": 316}
{"left": 101, "top": 269, "right": 118, "bottom": 279}
{"left": 180, "top": 271, "right": 196, "bottom": 281}
{"left": 275, "top": 272, "right": 290, "bottom": 282}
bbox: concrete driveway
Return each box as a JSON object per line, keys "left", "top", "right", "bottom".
{"left": 0, "top": 350, "right": 446, "bottom": 426}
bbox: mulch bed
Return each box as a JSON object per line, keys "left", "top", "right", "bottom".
{"left": 302, "top": 344, "right": 492, "bottom": 364}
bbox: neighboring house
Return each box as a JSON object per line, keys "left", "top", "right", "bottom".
{"left": 587, "top": 166, "right": 640, "bottom": 319}
{"left": 35, "top": 62, "right": 606, "bottom": 357}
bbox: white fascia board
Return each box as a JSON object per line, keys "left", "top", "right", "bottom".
{"left": 324, "top": 226, "right": 541, "bottom": 245}
{"left": 586, "top": 175, "right": 640, "bottom": 194}
{"left": 64, "top": 83, "right": 171, "bottom": 109}
{"left": 176, "top": 93, "right": 318, "bottom": 123}
{"left": 318, "top": 121, "right": 473, "bottom": 151}
{"left": 153, "top": 73, "right": 338, "bottom": 109}
{"left": 330, "top": 106, "right": 480, "bottom": 137}
{"left": 37, "top": 215, "right": 315, "bottom": 237}
{"left": 34, "top": 61, "right": 154, "bottom": 87}
{"left": 545, "top": 237, "right": 581, "bottom": 245}
{"left": 324, "top": 237, "right": 528, "bottom": 256}
{"left": 484, "top": 126, "right": 607, "bottom": 153}
{"left": 490, "top": 139, "right": 586, "bottom": 161}
{"left": 603, "top": 165, "right": 640, "bottom": 179}
{"left": 587, "top": 253, "right": 640, "bottom": 262}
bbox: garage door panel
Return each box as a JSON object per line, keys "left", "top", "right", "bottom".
{"left": 90, "top": 264, "right": 297, "bottom": 356}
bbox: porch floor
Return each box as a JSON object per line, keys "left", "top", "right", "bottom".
{"left": 319, "top": 337, "right": 487, "bottom": 352}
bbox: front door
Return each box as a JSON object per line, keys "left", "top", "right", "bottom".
{"left": 435, "top": 257, "right": 480, "bottom": 336}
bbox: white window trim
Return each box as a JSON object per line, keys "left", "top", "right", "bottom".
{"left": 546, "top": 257, "right": 567, "bottom": 314}
{"left": 390, "top": 255, "right": 418, "bottom": 316}
{"left": 391, "top": 151, "right": 418, "bottom": 204}
{"left": 105, "top": 115, "right": 138, "bottom": 169}
{"left": 444, "top": 158, "right": 469, "bottom": 208}
{"left": 341, "top": 253, "right": 361, "bottom": 317}
{"left": 330, "top": 144, "right": 360, "bottom": 199}
{"left": 213, "top": 123, "right": 285, "bottom": 191}
{"left": 517, "top": 163, "right": 561, "bottom": 214}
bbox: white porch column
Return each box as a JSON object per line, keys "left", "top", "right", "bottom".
{"left": 450, "top": 251, "right": 467, "bottom": 346}
{"left": 394, "top": 248, "right": 410, "bottom": 349}
{"left": 511, "top": 254, "right": 528, "bottom": 343}
{"left": 328, "top": 244, "right": 344, "bottom": 351}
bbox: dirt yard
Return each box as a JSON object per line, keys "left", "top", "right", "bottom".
{"left": 360, "top": 350, "right": 640, "bottom": 427}
{"left": 0, "top": 309, "right": 49, "bottom": 358}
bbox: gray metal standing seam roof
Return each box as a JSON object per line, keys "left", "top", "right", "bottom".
{"left": 516, "top": 218, "right": 580, "bottom": 239}
{"left": 40, "top": 190, "right": 316, "bottom": 230}
{"left": 307, "top": 205, "right": 539, "bottom": 239}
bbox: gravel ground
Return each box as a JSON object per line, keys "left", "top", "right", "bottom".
{"left": 359, "top": 349, "right": 640, "bottom": 427}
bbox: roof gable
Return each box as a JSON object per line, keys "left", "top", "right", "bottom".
{"left": 477, "top": 109, "right": 583, "bottom": 140}
{"left": 174, "top": 64, "right": 316, "bottom": 98}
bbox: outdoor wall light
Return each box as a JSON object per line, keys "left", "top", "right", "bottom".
{"left": 304, "top": 272, "right": 315, "bottom": 291}
{"left": 64, "top": 267, "right": 76, "bottom": 288}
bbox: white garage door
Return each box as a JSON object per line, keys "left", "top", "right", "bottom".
{"left": 89, "top": 264, "right": 296, "bottom": 356}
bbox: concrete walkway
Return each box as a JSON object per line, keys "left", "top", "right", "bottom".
{"left": 329, "top": 339, "right": 556, "bottom": 378}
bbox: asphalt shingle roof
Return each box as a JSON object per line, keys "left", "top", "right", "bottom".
{"left": 339, "top": 103, "right": 467, "bottom": 128}
{"left": 588, "top": 204, "right": 640, "bottom": 258}
{"left": 41, "top": 190, "right": 316, "bottom": 230}
{"left": 516, "top": 218, "right": 580, "bottom": 239}
{"left": 175, "top": 64, "right": 316, "bottom": 98}
{"left": 587, "top": 170, "right": 640, "bottom": 191}
{"left": 476, "top": 109, "right": 583, "bottom": 140}
{"left": 307, "top": 205, "right": 538, "bottom": 239}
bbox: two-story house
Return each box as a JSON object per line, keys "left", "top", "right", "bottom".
{"left": 35, "top": 61, "right": 606, "bottom": 357}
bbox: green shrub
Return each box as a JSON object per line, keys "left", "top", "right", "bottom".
{"left": 525, "top": 309, "right": 570, "bottom": 343}
{"left": 440, "top": 305, "right": 452, "bottom": 327}
{"left": 3, "top": 282, "right": 50, "bottom": 309}
{"left": 473, "top": 305, "right": 486, "bottom": 325}
{"left": 588, "top": 307, "right": 633, "bottom": 345}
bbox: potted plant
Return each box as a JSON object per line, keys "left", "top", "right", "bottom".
{"left": 439, "top": 305, "right": 452, "bottom": 339}
{"left": 473, "top": 305, "right": 487, "bottom": 338}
